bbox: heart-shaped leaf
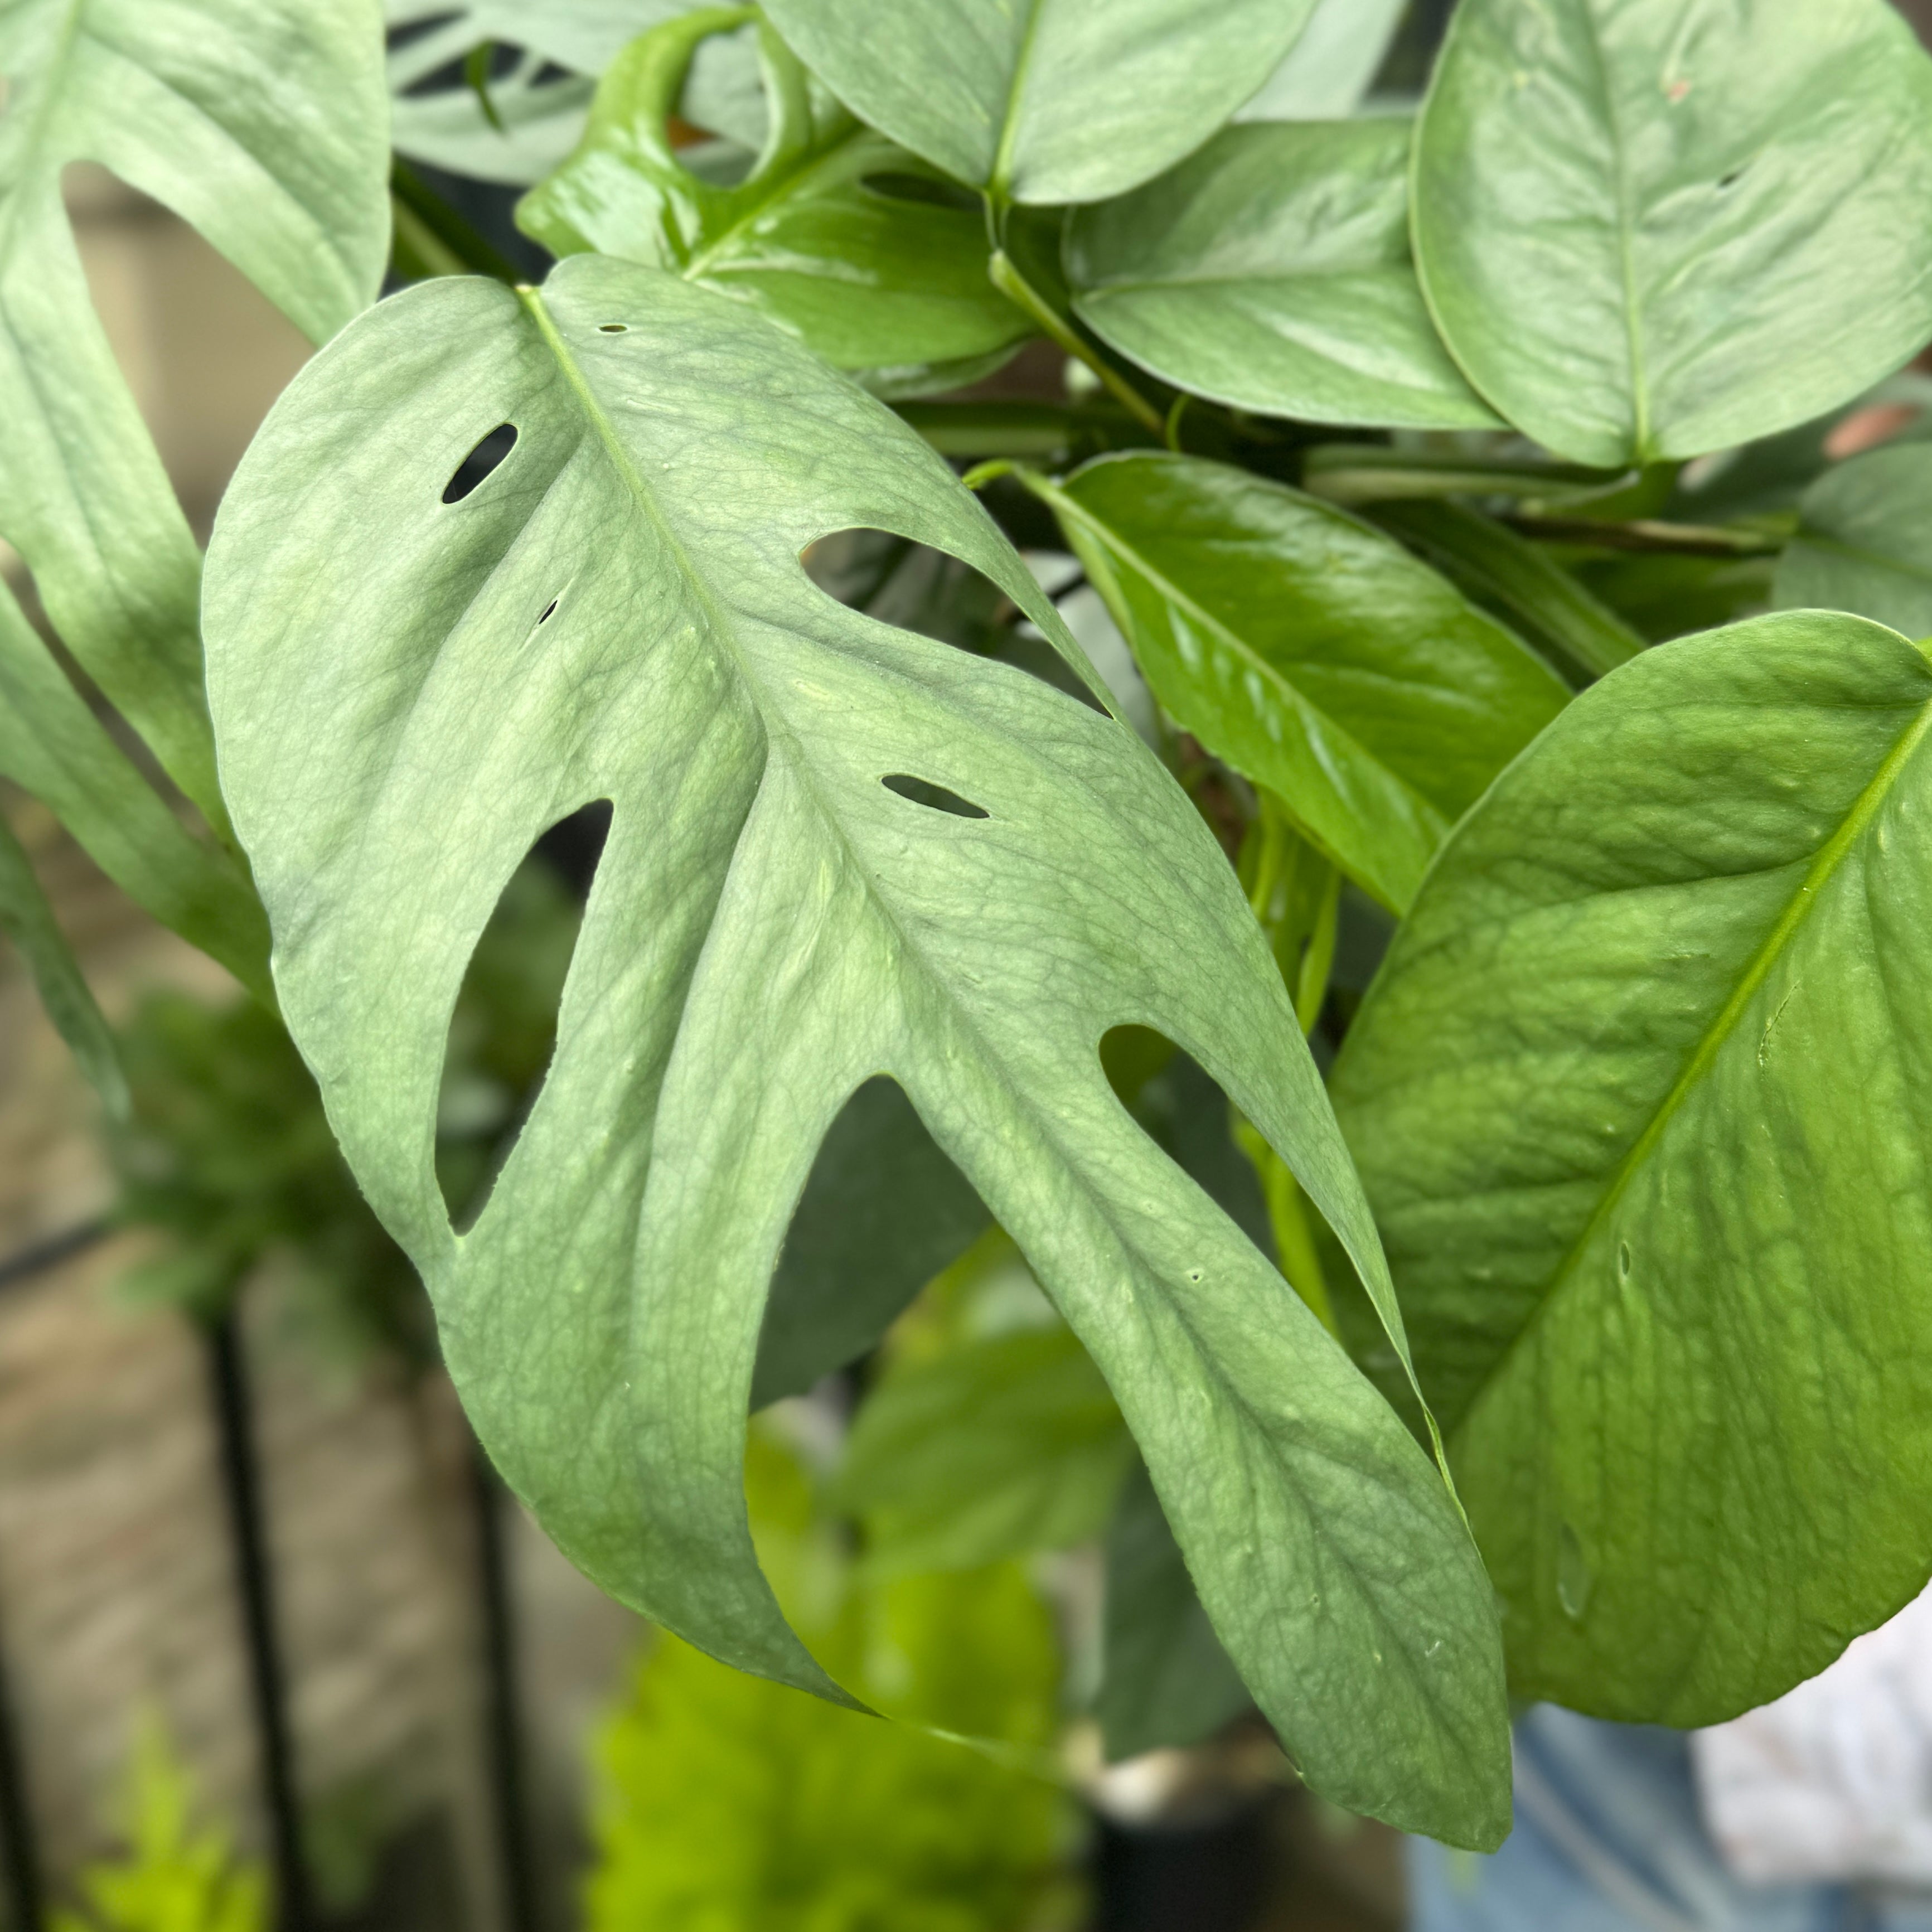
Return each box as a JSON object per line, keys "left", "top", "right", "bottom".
{"left": 1776, "top": 443, "right": 1932, "bottom": 643}
{"left": 758, "top": 0, "right": 1319, "bottom": 207}
{"left": 1331, "top": 610, "right": 1932, "bottom": 1722}
{"left": 204, "top": 254, "right": 1509, "bottom": 1845}
{"left": 519, "top": 9, "right": 1031, "bottom": 396}
{"left": 1067, "top": 122, "right": 1497, "bottom": 432}
{"left": 1018, "top": 453, "right": 1570, "bottom": 912}
{"left": 0, "top": 0, "right": 388, "bottom": 819}
{"left": 1413, "top": 0, "right": 1932, "bottom": 467}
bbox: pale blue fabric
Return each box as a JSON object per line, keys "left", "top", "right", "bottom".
{"left": 1408, "top": 1707, "right": 1932, "bottom": 1932}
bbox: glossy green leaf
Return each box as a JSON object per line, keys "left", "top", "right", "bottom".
{"left": 0, "top": 589, "right": 269, "bottom": 996}
{"left": 750, "top": 1080, "right": 987, "bottom": 1410}
{"left": 1067, "top": 122, "right": 1495, "bottom": 432}
{"left": 758, "top": 0, "right": 1320, "bottom": 207}
{"left": 1098, "top": 1461, "right": 1249, "bottom": 1761}
{"left": 519, "top": 9, "right": 1031, "bottom": 398}
{"left": 1022, "top": 453, "right": 1570, "bottom": 912}
{"left": 1413, "top": 0, "right": 1932, "bottom": 468}
{"left": 0, "top": 0, "right": 389, "bottom": 820}
{"left": 0, "top": 814, "right": 125, "bottom": 1118}
{"left": 832, "top": 1325, "right": 1132, "bottom": 1574}
{"left": 1331, "top": 610, "right": 1932, "bottom": 1723}
{"left": 1776, "top": 443, "right": 1932, "bottom": 643}
{"left": 204, "top": 255, "right": 1509, "bottom": 1846}
{"left": 1234, "top": 0, "right": 1405, "bottom": 123}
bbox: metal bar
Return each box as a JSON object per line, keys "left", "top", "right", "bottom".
{"left": 204, "top": 1308, "right": 312, "bottom": 1932}
{"left": 0, "top": 1222, "right": 107, "bottom": 1296}
{"left": 470, "top": 1441, "right": 540, "bottom": 1932}
{"left": 0, "top": 1584, "right": 43, "bottom": 1932}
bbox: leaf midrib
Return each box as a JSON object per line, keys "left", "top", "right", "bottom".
{"left": 1797, "top": 530, "right": 1932, "bottom": 591}
{"left": 989, "top": 0, "right": 1049, "bottom": 197}
{"left": 1451, "top": 680, "right": 1932, "bottom": 1449}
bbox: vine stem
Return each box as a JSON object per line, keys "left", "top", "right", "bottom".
{"left": 986, "top": 250, "right": 1165, "bottom": 435}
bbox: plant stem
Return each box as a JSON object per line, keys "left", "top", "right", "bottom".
{"left": 987, "top": 250, "right": 1165, "bottom": 435}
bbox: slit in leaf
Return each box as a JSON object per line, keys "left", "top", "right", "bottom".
{"left": 435, "top": 806, "right": 605, "bottom": 1226}
{"left": 442, "top": 423, "right": 517, "bottom": 504}
{"left": 882, "top": 774, "right": 989, "bottom": 819}
{"left": 599, "top": 323, "right": 628, "bottom": 333}
{"left": 537, "top": 598, "right": 559, "bottom": 625}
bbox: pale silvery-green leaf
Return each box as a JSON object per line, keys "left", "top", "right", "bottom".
{"left": 203, "top": 254, "right": 1509, "bottom": 1846}
{"left": 1067, "top": 121, "right": 1497, "bottom": 433}
{"left": 1331, "top": 610, "right": 1932, "bottom": 1723}
{"left": 0, "top": 812, "right": 125, "bottom": 1118}
{"left": 1413, "top": 0, "right": 1932, "bottom": 468}
{"left": 757, "top": 0, "right": 1320, "bottom": 207}
{"left": 518, "top": 9, "right": 1031, "bottom": 399}
{"left": 388, "top": 0, "right": 697, "bottom": 78}
{"left": 1020, "top": 454, "right": 1570, "bottom": 913}
{"left": 0, "top": 0, "right": 389, "bottom": 821}
{"left": 1234, "top": 0, "right": 1404, "bottom": 123}
{"left": 1776, "top": 444, "right": 1932, "bottom": 643}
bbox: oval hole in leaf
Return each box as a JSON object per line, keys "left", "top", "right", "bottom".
{"left": 442, "top": 422, "right": 518, "bottom": 505}
{"left": 435, "top": 806, "right": 604, "bottom": 1226}
{"left": 881, "top": 773, "right": 989, "bottom": 819}
{"left": 599, "top": 323, "right": 628, "bottom": 333}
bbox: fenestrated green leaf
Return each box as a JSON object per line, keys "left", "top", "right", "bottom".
{"left": 0, "top": 588, "right": 269, "bottom": 997}
{"left": 1067, "top": 122, "right": 1495, "bottom": 432}
{"left": 1412, "top": 0, "right": 1932, "bottom": 468}
{"left": 518, "top": 9, "right": 1032, "bottom": 398}
{"left": 0, "top": 812, "right": 125, "bottom": 1117}
{"left": 750, "top": 1079, "right": 987, "bottom": 1409}
{"left": 1330, "top": 609, "right": 1932, "bottom": 1723}
{"left": 0, "top": 0, "right": 389, "bottom": 821}
{"left": 1776, "top": 443, "right": 1932, "bottom": 642}
{"left": 1020, "top": 453, "right": 1570, "bottom": 912}
{"left": 758, "top": 0, "right": 1320, "bottom": 207}
{"left": 831, "top": 1325, "right": 1132, "bottom": 1574}
{"left": 1234, "top": 0, "right": 1405, "bottom": 124}
{"left": 203, "top": 254, "right": 1509, "bottom": 1846}
{"left": 1098, "top": 1460, "right": 1250, "bottom": 1761}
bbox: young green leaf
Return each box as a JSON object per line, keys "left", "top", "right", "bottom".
{"left": 1098, "top": 1461, "right": 1250, "bottom": 1762}
{"left": 519, "top": 9, "right": 1032, "bottom": 398}
{"left": 1067, "top": 122, "right": 1497, "bottom": 432}
{"left": 832, "top": 1326, "right": 1132, "bottom": 1574}
{"left": 758, "top": 0, "right": 1320, "bottom": 206}
{"left": 1776, "top": 443, "right": 1932, "bottom": 643}
{"left": 1331, "top": 610, "right": 1932, "bottom": 1724}
{"left": 1021, "top": 453, "right": 1570, "bottom": 912}
{"left": 0, "top": 0, "right": 389, "bottom": 821}
{"left": 0, "top": 815, "right": 126, "bottom": 1118}
{"left": 204, "top": 255, "right": 1508, "bottom": 1846}
{"left": 1413, "top": 0, "right": 1932, "bottom": 467}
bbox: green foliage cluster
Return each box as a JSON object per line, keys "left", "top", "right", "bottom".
{"left": 584, "top": 1434, "right": 1079, "bottom": 1931}
{"left": 4, "top": 0, "right": 1932, "bottom": 1860}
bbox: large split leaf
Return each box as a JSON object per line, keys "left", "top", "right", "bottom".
{"left": 0, "top": 813, "right": 125, "bottom": 1117}
{"left": 757, "top": 0, "right": 1320, "bottom": 207}
{"left": 519, "top": 9, "right": 1031, "bottom": 397}
{"left": 1067, "top": 122, "right": 1495, "bottom": 432}
{"left": 204, "top": 254, "right": 1508, "bottom": 1845}
{"left": 1234, "top": 0, "right": 1404, "bottom": 124}
{"left": 1330, "top": 611, "right": 1932, "bottom": 1722}
{"left": 0, "top": 0, "right": 388, "bottom": 819}
{"left": 1413, "top": 0, "right": 1932, "bottom": 467}
{"left": 1776, "top": 444, "right": 1932, "bottom": 643}
{"left": 1019, "top": 454, "right": 1570, "bottom": 912}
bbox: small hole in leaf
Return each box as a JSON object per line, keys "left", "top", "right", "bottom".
{"left": 1618, "top": 1241, "right": 1632, "bottom": 1280}
{"left": 882, "top": 774, "right": 989, "bottom": 819}
{"left": 859, "top": 171, "right": 979, "bottom": 213}
{"left": 437, "top": 803, "right": 608, "bottom": 1227}
{"left": 442, "top": 423, "right": 517, "bottom": 504}
{"left": 599, "top": 323, "right": 627, "bottom": 333}
{"left": 1716, "top": 165, "right": 1746, "bottom": 190}
{"left": 537, "top": 599, "right": 559, "bottom": 625}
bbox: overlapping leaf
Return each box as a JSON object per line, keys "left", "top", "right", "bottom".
{"left": 519, "top": 9, "right": 1032, "bottom": 396}
{"left": 1234, "top": 0, "right": 1404, "bottom": 124}
{"left": 1413, "top": 0, "right": 1932, "bottom": 467}
{"left": 1332, "top": 611, "right": 1932, "bottom": 1722}
{"left": 1776, "top": 443, "right": 1932, "bottom": 642}
{"left": 0, "top": 0, "right": 388, "bottom": 819}
{"left": 203, "top": 255, "right": 1508, "bottom": 1845}
{"left": 758, "top": 0, "right": 1319, "bottom": 206}
{"left": 1067, "top": 122, "right": 1495, "bottom": 431}
{"left": 1020, "top": 453, "right": 1570, "bottom": 911}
